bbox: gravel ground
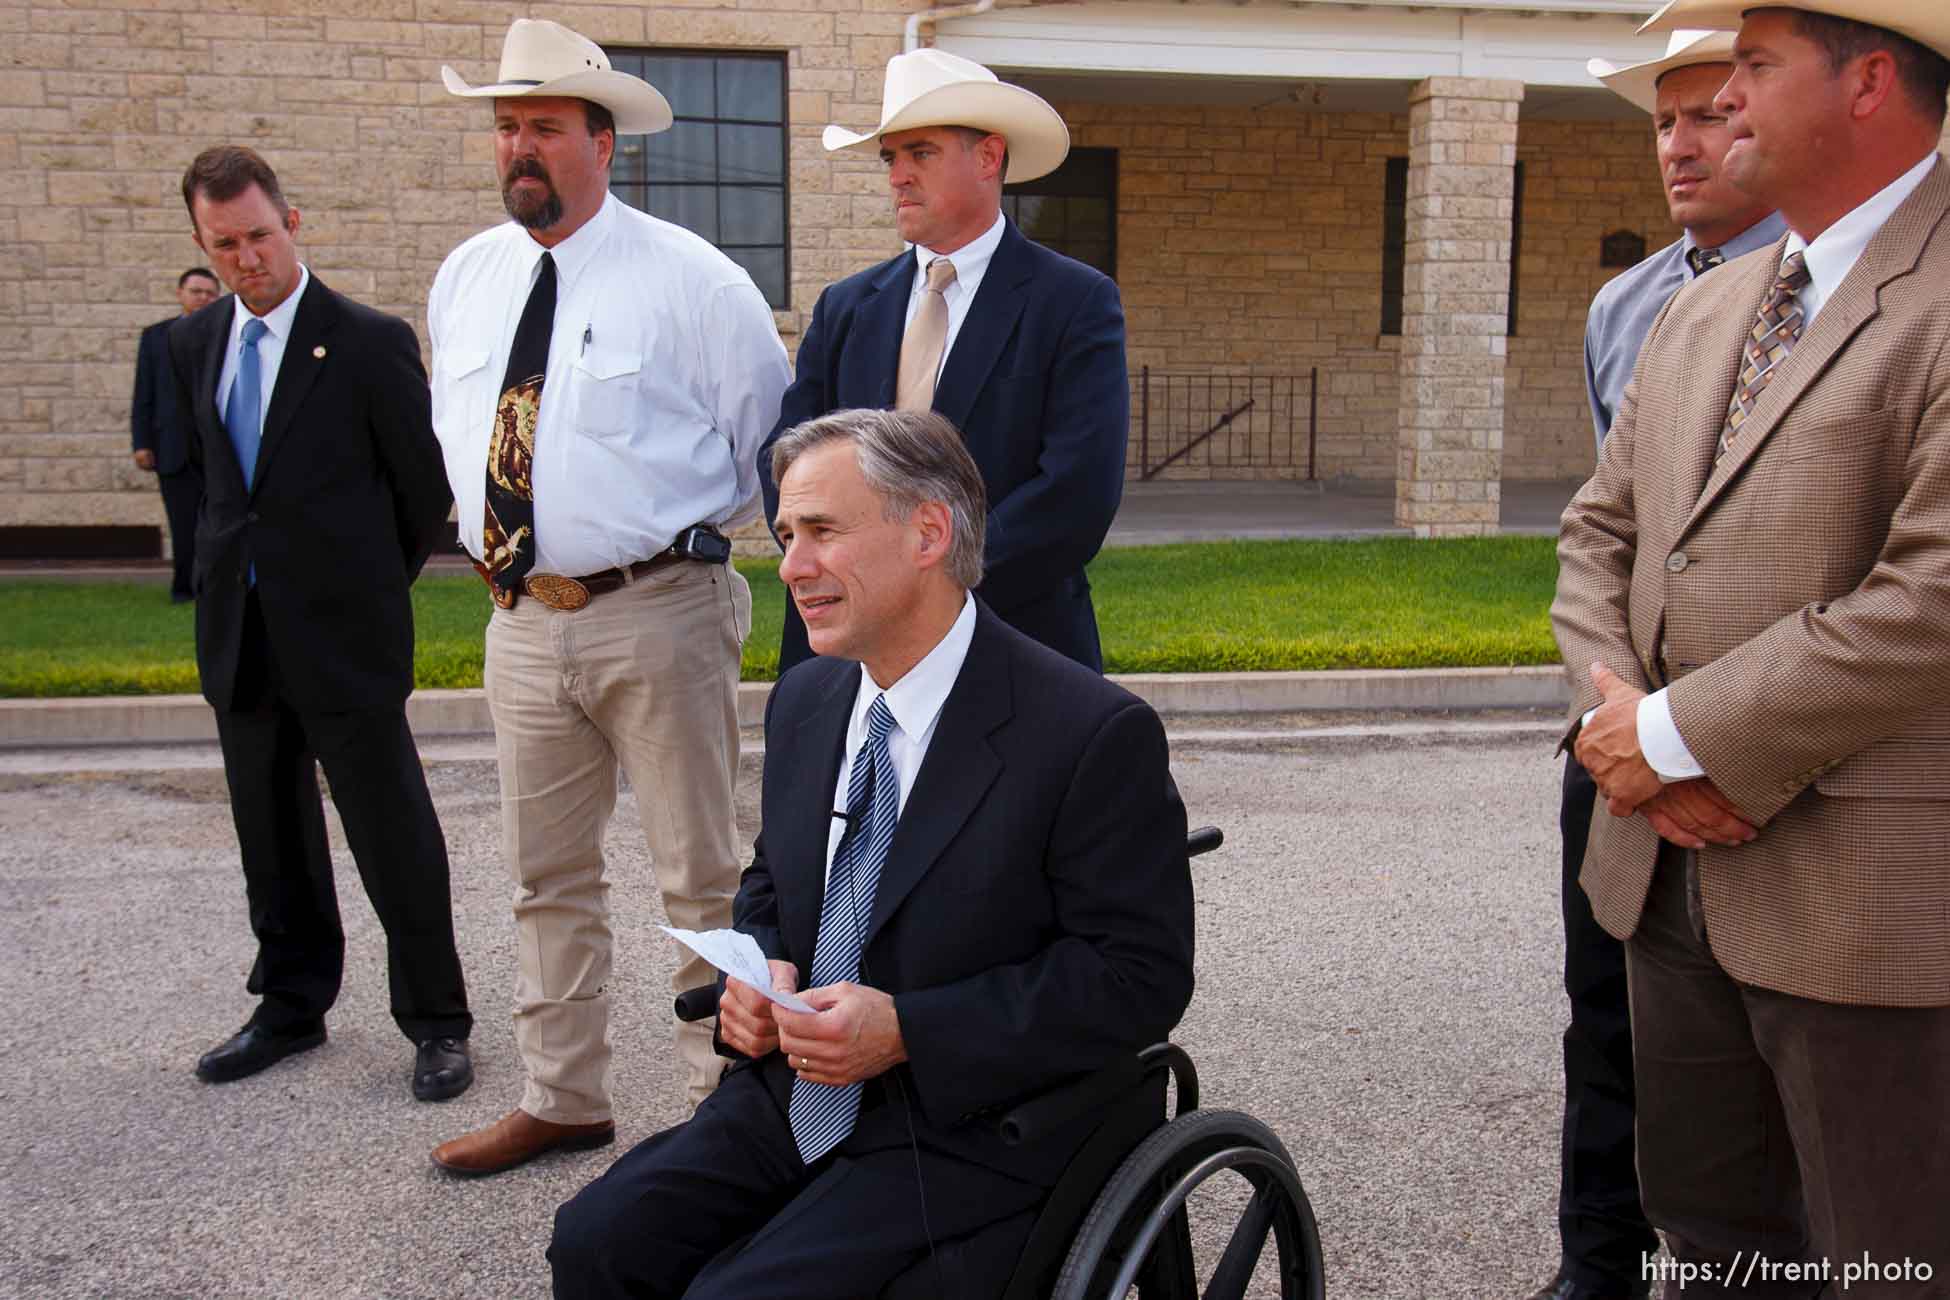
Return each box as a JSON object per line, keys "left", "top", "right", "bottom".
{"left": 0, "top": 716, "right": 1570, "bottom": 1299}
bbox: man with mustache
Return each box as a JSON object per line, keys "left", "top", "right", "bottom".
{"left": 1527, "top": 31, "right": 1782, "bottom": 1300}
{"left": 425, "top": 18, "right": 791, "bottom": 1177}
{"left": 1556, "top": 0, "right": 1950, "bottom": 1284}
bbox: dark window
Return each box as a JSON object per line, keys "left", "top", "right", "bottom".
{"left": 1380, "top": 157, "right": 1523, "bottom": 337}
{"left": 605, "top": 49, "right": 788, "bottom": 309}
{"left": 1002, "top": 147, "right": 1116, "bottom": 278}
{"left": 1507, "top": 161, "right": 1525, "bottom": 337}
{"left": 1381, "top": 157, "right": 1408, "bottom": 336}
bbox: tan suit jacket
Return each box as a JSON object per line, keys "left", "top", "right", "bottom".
{"left": 1553, "top": 153, "right": 1950, "bottom": 1008}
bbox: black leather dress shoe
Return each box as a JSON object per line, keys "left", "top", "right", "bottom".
{"left": 195, "top": 1022, "right": 326, "bottom": 1083}
{"left": 413, "top": 1037, "right": 474, "bottom": 1102}
{"left": 1526, "top": 1271, "right": 1651, "bottom": 1300}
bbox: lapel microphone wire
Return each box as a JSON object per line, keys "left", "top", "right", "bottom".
{"left": 832, "top": 740, "right": 948, "bottom": 1300}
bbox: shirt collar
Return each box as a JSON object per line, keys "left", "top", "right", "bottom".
{"left": 521, "top": 193, "right": 614, "bottom": 293}
{"left": 912, "top": 210, "right": 1006, "bottom": 290}
{"left": 1681, "top": 211, "right": 1788, "bottom": 280}
{"left": 851, "top": 593, "right": 978, "bottom": 746}
{"left": 231, "top": 263, "right": 309, "bottom": 344}
{"left": 1784, "top": 151, "right": 1937, "bottom": 303}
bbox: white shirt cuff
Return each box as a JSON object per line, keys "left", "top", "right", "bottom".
{"left": 1637, "top": 689, "right": 1706, "bottom": 782}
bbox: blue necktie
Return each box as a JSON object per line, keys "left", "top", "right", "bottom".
{"left": 789, "top": 695, "right": 900, "bottom": 1165}
{"left": 226, "top": 318, "right": 267, "bottom": 489}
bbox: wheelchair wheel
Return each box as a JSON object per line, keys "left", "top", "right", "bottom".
{"left": 1050, "top": 1109, "right": 1324, "bottom": 1300}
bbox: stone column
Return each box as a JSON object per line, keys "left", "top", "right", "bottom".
{"left": 1396, "top": 77, "right": 1525, "bottom": 536}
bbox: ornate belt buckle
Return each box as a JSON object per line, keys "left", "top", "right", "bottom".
{"left": 523, "top": 572, "right": 592, "bottom": 612}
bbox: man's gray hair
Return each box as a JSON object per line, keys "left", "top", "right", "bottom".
{"left": 770, "top": 408, "right": 987, "bottom": 590}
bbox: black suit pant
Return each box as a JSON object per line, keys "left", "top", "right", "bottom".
{"left": 550, "top": 1063, "right": 1043, "bottom": 1300}
{"left": 157, "top": 467, "right": 201, "bottom": 599}
{"left": 213, "top": 592, "right": 469, "bottom": 1042}
{"left": 1555, "top": 756, "right": 1657, "bottom": 1290}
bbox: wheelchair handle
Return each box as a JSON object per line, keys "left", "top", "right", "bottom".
{"left": 1187, "top": 826, "right": 1224, "bottom": 858}
{"left": 998, "top": 1042, "right": 1199, "bottom": 1147}
{"left": 674, "top": 984, "right": 722, "bottom": 1023}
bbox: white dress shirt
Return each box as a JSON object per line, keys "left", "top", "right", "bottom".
{"left": 1635, "top": 151, "right": 1941, "bottom": 782}
{"left": 216, "top": 264, "right": 310, "bottom": 425}
{"left": 902, "top": 211, "right": 1006, "bottom": 387}
{"left": 426, "top": 195, "right": 791, "bottom": 576}
{"left": 824, "top": 594, "right": 977, "bottom": 882}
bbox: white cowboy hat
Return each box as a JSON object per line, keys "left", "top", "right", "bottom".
{"left": 441, "top": 18, "right": 673, "bottom": 136}
{"left": 822, "top": 48, "right": 1070, "bottom": 183}
{"left": 1641, "top": 0, "right": 1950, "bottom": 62}
{"left": 1588, "top": 30, "right": 1739, "bottom": 113}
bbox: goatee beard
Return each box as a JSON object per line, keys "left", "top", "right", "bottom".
{"left": 502, "top": 161, "right": 563, "bottom": 231}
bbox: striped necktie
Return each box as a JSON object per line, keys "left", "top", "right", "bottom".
{"left": 789, "top": 694, "right": 900, "bottom": 1165}
{"left": 1718, "top": 251, "right": 1810, "bottom": 462}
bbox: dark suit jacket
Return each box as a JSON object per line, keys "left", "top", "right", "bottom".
{"left": 760, "top": 220, "right": 1129, "bottom": 670}
{"left": 167, "top": 277, "right": 453, "bottom": 715}
{"left": 731, "top": 603, "right": 1194, "bottom": 1187}
{"left": 133, "top": 316, "right": 194, "bottom": 476}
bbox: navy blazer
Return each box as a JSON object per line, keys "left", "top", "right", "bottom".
{"left": 167, "top": 278, "right": 453, "bottom": 714}
{"left": 730, "top": 603, "right": 1195, "bottom": 1187}
{"left": 760, "top": 220, "right": 1129, "bottom": 672}
{"left": 132, "top": 316, "right": 194, "bottom": 476}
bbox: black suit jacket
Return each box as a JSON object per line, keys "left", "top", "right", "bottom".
{"left": 731, "top": 604, "right": 1194, "bottom": 1187}
{"left": 167, "top": 277, "right": 453, "bottom": 714}
{"left": 133, "top": 316, "right": 194, "bottom": 476}
{"left": 760, "top": 220, "right": 1129, "bottom": 671}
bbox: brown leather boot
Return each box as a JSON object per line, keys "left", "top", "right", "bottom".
{"left": 430, "top": 1109, "right": 616, "bottom": 1177}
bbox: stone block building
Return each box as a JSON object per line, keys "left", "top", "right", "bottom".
{"left": 4, "top": 0, "right": 1899, "bottom": 551}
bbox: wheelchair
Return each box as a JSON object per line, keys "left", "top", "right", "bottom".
{"left": 675, "top": 826, "right": 1326, "bottom": 1299}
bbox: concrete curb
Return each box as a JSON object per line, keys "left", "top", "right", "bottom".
{"left": 0, "top": 667, "right": 1568, "bottom": 749}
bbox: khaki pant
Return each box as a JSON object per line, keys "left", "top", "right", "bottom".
{"left": 485, "top": 560, "right": 750, "bottom": 1123}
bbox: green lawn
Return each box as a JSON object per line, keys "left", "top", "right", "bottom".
{"left": 0, "top": 537, "right": 1560, "bottom": 698}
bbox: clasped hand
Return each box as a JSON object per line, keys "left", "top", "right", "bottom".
{"left": 719, "top": 959, "right": 908, "bottom": 1087}
{"left": 1574, "top": 661, "right": 1757, "bottom": 849}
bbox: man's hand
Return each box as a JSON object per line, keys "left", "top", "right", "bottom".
{"left": 776, "top": 982, "right": 907, "bottom": 1088}
{"left": 132, "top": 449, "right": 157, "bottom": 471}
{"left": 1637, "top": 778, "right": 1758, "bottom": 849}
{"left": 718, "top": 959, "right": 798, "bottom": 1060}
{"left": 1575, "top": 662, "right": 1664, "bottom": 815}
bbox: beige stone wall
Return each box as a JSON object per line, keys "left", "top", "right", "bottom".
{"left": 1504, "top": 116, "right": 1674, "bottom": 482}
{"left": 0, "top": 0, "right": 916, "bottom": 535}
{"left": 1059, "top": 99, "right": 1409, "bottom": 482}
{"left": 1060, "top": 98, "right": 1666, "bottom": 485}
{"left": 0, "top": 0, "right": 1676, "bottom": 541}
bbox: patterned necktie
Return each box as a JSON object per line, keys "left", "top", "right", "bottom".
{"left": 789, "top": 695, "right": 900, "bottom": 1165}
{"left": 225, "top": 318, "right": 267, "bottom": 489}
{"left": 484, "top": 251, "right": 555, "bottom": 595}
{"left": 1686, "top": 245, "right": 1725, "bottom": 276}
{"left": 895, "top": 257, "right": 957, "bottom": 412}
{"left": 1718, "top": 251, "right": 1810, "bottom": 462}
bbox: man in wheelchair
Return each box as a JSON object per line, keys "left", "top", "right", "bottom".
{"left": 548, "top": 407, "right": 1196, "bottom": 1299}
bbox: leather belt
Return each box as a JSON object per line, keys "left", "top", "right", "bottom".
{"left": 473, "top": 552, "right": 687, "bottom": 612}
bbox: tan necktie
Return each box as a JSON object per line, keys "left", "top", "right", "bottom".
{"left": 896, "top": 257, "right": 957, "bottom": 412}
{"left": 1717, "top": 251, "right": 1810, "bottom": 462}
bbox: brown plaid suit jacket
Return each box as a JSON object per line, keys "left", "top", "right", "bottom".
{"left": 1552, "top": 153, "right": 1950, "bottom": 1009}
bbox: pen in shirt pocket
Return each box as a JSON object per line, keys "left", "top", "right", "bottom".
{"left": 581, "top": 325, "right": 592, "bottom": 356}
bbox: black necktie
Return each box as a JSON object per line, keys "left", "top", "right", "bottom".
{"left": 484, "top": 251, "right": 555, "bottom": 594}
{"left": 1686, "top": 245, "right": 1725, "bottom": 276}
